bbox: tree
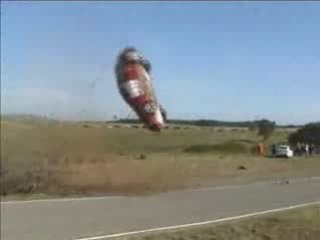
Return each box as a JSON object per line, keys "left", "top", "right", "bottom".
{"left": 257, "top": 119, "right": 276, "bottom": 141}
{"left": 288, "top": 122, "right": 320, "bottom": 145}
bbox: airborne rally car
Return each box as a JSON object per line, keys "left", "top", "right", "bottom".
{"left": 115, "top": 47, "right": 166, "bottom": 131}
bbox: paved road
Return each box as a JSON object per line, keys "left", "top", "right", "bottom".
{"left": 1, "top": 177, "right": 320, "bottom": 240}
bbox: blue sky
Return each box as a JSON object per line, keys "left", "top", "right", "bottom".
{"left": 1, "top": 1, "right": 319, "bottom": 124}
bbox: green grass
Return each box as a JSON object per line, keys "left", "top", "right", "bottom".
{"left": 126, "top": 205, "right": 320, "bottom": 240}
{"left": 1, "top": 119, "right": 319, "bottom": 197}
{"left": 184, "top": 142, "right": 248, "bottom": 154}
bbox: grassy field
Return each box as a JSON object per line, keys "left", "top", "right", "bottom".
{"left": 125, "top": 204, "right": 320, "bottom": 240}
{"left": 1, "top": 118, "right": 319, "bottom": 197}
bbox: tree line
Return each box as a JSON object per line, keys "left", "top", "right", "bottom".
{"left": 112, "top": 118, "right": 296, "bottom": 129}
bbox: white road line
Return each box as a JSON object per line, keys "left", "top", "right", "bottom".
{"left": 73, "top": 201, "right": 320, "bottom": 240}
{"left": 0, "top": 196, "right": 121, "bottom": 205}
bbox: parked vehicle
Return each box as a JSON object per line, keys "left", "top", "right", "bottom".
{"left": 274, "top": 145, "right": 294, "bottom": 158}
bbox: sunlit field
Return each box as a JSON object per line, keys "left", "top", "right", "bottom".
{"left": 1, "top": 118, "right": 319, "bottom": 198}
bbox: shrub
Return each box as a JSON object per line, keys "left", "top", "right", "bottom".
{"left": 288, "top": 122, "right": 320, "bottom": 145}
{"left": 257, "top": 119, "right": 276, "bottom": 141}
{"left": 184, "top": 142, "right": 247, "bottom": 154}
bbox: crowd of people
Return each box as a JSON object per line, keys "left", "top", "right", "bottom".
{"left": 293, "top": 143, "right": 318, "bottom": 156}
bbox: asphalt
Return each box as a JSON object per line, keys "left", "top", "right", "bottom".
{"left": 1, "top": 177, "right": 320, "bottom": 240}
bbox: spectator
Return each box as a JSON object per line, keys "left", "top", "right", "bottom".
{"left": 272, "top": 144, "right": 276, "bottom": 156}
{"left": 301, "top": 143, "right": 306, "bottom": 156}
{"left": 309, "top": 144, "right": 315, "bottom": 155}
{"left": 305, "top": 143, "right": 309, "bottom": 156}
{"left": 296, "top": 142, "right": 302, "bottom": 156}
{"left": 257, "top": 143, "right": 265, "bottom": 156}
{"left": 314, "top": 145, "right": 318, "bottom": 154}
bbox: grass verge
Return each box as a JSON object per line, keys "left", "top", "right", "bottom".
{"left": 126, "top": 204, "right": 320, "bottom": 240}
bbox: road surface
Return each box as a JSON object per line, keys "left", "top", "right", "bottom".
{"left": 1, "top": 177, "right": 320, "bottom": 240}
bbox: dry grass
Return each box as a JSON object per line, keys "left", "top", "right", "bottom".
{"left": 126, "top": 205, "right": 320, "bottom": 240}
{"left": 1, "top": 119, "right": 319, "bottom": 197}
